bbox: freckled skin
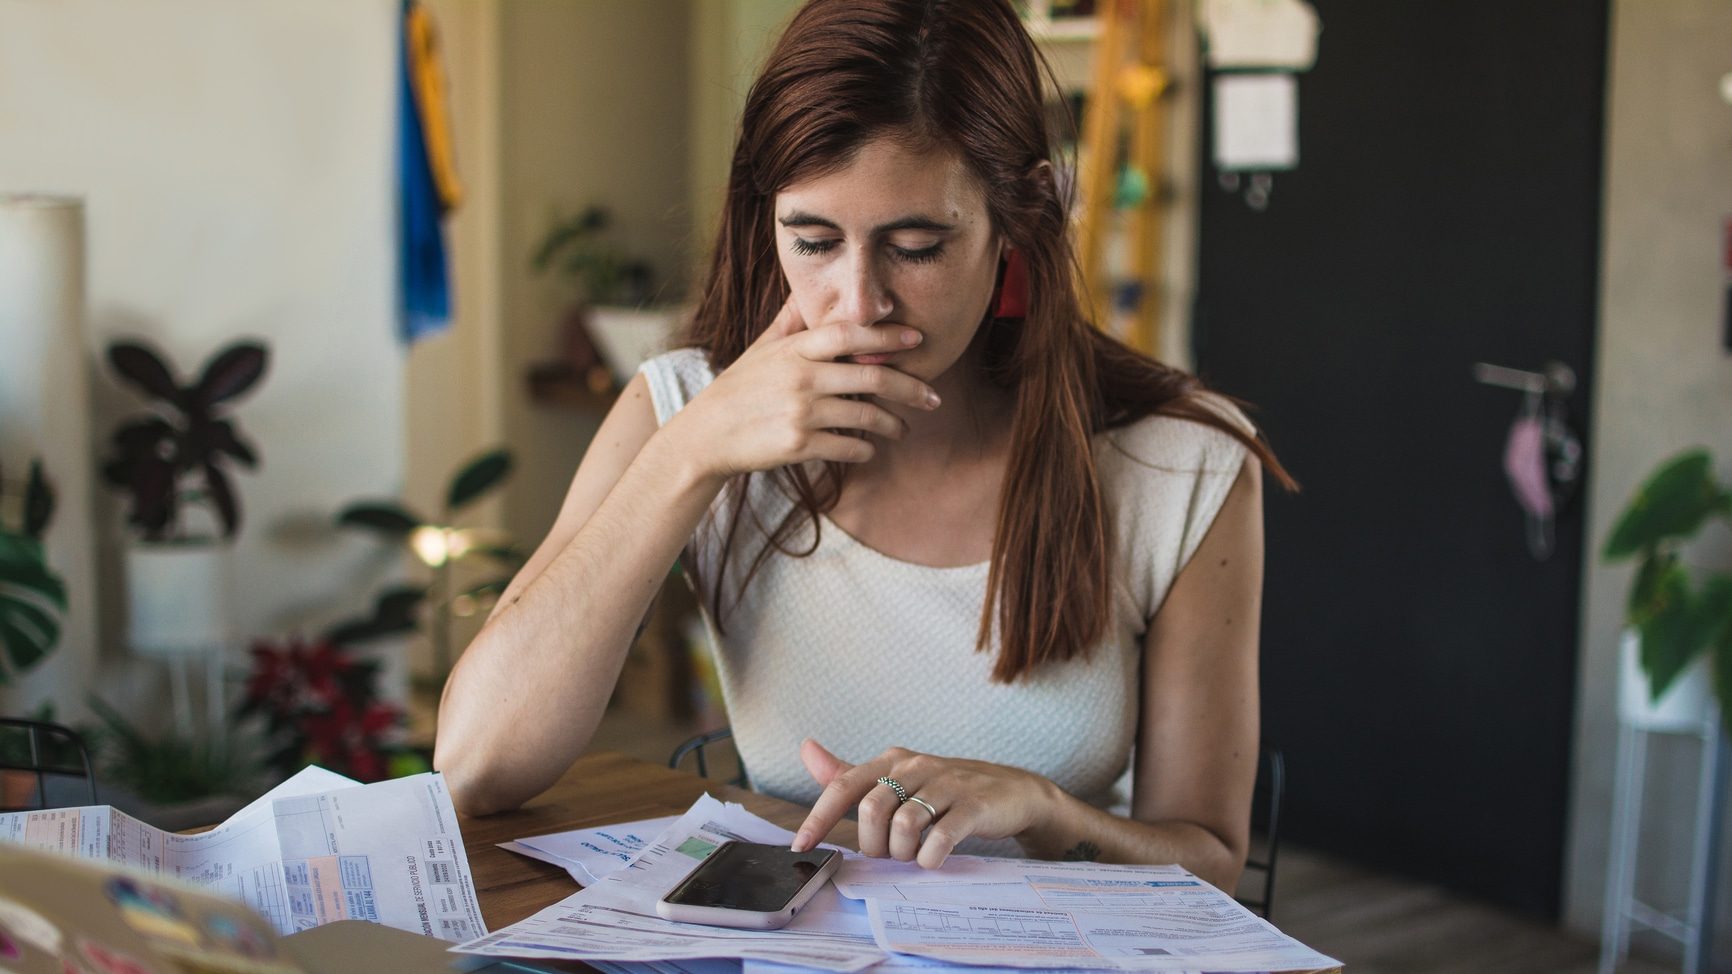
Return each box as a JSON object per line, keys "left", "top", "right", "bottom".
{"left": 773, "top": 139, "right": 1003, "bottom": 390}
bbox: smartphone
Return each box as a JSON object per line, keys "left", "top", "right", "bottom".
{"left": 655, "top": 840, "right": 842, "bottom": 930}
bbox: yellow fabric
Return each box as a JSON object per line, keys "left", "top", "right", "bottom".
{"left": 408, "top": 3, "right": 462, "bottom": 212}
{"left": 1118, "top": 64, "right": 1168, "bottom": 110}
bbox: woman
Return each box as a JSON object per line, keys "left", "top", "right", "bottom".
{"left": 435, "top": 0, "right": 1292, "bottom": 892}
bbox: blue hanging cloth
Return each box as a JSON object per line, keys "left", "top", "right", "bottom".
{"left": 398, "top": 0, "right": 461, "bottom": 343}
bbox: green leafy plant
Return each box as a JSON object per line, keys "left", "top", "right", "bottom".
{"left": 100, "top": 338, "right": 269, "bottom": 541}
{"left": 531, "top": 206, "right": 654, "bottom": 306}
{"left": 85, "top": 696, "right": 259, "bottom": 805}
{"left": 333, "top": 449, "right": 522, "bottom": 687}
{"left": 0, "top": 459, "right": 65, "bottom": 685}
{"left": 1603, "top": 449, "right": 1732, "bottom": 731}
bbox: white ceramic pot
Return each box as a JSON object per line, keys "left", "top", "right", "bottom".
{"left": 586, "top": 305, "right": 685, "bottom": 385}
{"left": 1617, "top": 629, "right": 1715, "bottom": 732}
{"left": 124, "top": 543, "right": 232, "bottom": 656}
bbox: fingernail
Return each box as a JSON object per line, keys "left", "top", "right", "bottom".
{"left": 901, "top": 329, "right": 921, "bottom": 346}
{"left": 791, "top": 831, "right": 810, "bottom": 852}
{"left": 926, "top": 391, "right": 942, "bottom": 408}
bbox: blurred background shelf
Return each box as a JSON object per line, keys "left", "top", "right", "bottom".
{"left": 526, "top": 363, "right": 616, "bottom": 412}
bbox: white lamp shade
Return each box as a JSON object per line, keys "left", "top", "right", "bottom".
{"left": 0, "top": 195, "right": 98, "bottom": 706}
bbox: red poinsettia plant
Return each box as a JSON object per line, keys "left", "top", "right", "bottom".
{"left": 238, "top": 637, "right": 411, "bottom": 782}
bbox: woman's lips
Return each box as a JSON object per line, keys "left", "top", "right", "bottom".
{"left": 844, "top": 352, "right": 896, "bottom": 365}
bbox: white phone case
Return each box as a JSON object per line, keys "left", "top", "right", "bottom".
{"left": 655, "top": 848, "right": 842, "bottom": 930}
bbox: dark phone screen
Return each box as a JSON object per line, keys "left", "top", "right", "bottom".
{"left": 662, "top": 841, "right": 837, "bottom": 912}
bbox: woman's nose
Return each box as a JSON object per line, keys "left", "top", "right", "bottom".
{"left": 829, "top": 253, "right": 893, "bottom": 326}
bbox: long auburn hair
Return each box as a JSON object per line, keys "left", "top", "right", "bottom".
{"left": 685, "top": 0, "right": 1295, "bottom": 682}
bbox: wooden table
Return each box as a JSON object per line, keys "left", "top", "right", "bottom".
{"left": 459, "top": 750, "right": 857, "bottom": 930}
{"left": 459, "top": 752, "right": 1337, "bottom": 973}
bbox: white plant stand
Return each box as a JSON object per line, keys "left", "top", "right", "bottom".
{"left": 1600, "top": 632, "right": 1728, "bottom": 974}
{"left": 125, "top": 543, "right": 233, "bottom": 737}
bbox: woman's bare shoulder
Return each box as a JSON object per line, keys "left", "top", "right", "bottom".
{"left": 1097, "top": 395, "right": 1252, "bottom": 478}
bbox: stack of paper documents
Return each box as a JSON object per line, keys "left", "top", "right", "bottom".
{"left": 462, "top": 796, "right": 1340, "bottom": 973}
{"left": 503, "top": 814, "right": 680, "bottom": 885}
{"left": 0, "top": 767, "right": 487, "bottom": 942}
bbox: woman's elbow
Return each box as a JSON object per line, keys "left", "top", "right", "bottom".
{"left": 434, "top": 735, "right": 520, "bottom": 817}
{"left": 1205, "top": 860, "right": 1246, "bottom": 897}
{"left": 1200, "top": 835, "right": 1249, "bottom": 895}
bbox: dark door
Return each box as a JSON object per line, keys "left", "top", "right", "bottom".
{"left": 1193, "top": 2, "right": 1608, "bottom": 917}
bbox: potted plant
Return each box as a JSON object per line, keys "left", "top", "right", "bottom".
{"left": 238, "top": 635, "right": 426, "bottom": 783}
{"left": 0, "top": 459, "right": 66, "bottom": 807}
{"left": 84, "top": 695, "right": 261, "bottom": 829}
{"left": 1603, "top": 448, "right": 1732, "bottom": 733}
{"left": 100, "top": 339, "right": 269, "bottom": 657}
{"left": 531, "top": 206, "right": 679, "bottom": 387}
{"left": 0, "top": 458, "right": 63, "bottom": 685}
{"left": 334, "top": 449, "right": 521, "bottom": 693}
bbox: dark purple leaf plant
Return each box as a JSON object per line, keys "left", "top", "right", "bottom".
{"left": 100, "top": 339, "right": 269, "bottom": 542}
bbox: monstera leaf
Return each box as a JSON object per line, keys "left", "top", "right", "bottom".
{"left": 0, "top": 532, "right": 65, "bottom": 685}
{"left": 0, "top": 460, "right": 64, "bottom": 685}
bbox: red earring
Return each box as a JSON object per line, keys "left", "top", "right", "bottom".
{"left": 992, "top": 248, "right": 1030, "bottom": 319}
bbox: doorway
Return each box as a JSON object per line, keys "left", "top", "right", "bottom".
{"left": 1192, "top": 0, "right": 1610, "bottom": 917}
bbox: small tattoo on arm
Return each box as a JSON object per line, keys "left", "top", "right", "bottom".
{"left": 1061, "top": 841, "right": 1101, "bottom": 862}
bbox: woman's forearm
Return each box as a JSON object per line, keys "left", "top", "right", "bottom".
{"left": 1017, "top": 784, "right": 1247, "bottom": 892}
{"left": 434, "top": 429, "right": 723, "bottom": 815}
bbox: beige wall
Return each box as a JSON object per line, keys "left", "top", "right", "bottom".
{"left": 407, "top": 0, "right": 506, "bottom": 534}
{"left": 494, "top": 0, "right": 695, "bottom": 553}
{"left": 414, "top": 1, "right": 737, "bottom": 676}
{"left": 0, "top": 0, "right": 405, "bottom": 719}
{"left": 688, "top": 0, "right": 802, "bottom": 269}
{"left": 1563, "top": 0, "right": 1732, "bottom": 956}
{"left": 403, "top": 1, "right": 508, "bottom": 677}
{"left": 405, "top": 2, "right": 697, "bottom": 669}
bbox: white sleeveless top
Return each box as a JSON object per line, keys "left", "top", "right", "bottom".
{"left": 640, "top": 348, "right": 1249, "bottom": 838}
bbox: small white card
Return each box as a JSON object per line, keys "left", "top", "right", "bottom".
{"left": 1202, "top": 0, "right": 1321, "bottom": 71}
{"left": 1213, "top": 74, "right": 1299, "bottom": 172}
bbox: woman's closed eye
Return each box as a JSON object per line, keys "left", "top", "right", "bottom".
{"left": 890, "top": 242, "right": 944, "bottom": 265}
{"left": 788, "top": 237, "right": 946, "bottom": 265}
{"left": 789, "top": 236, "right": 840, "bottom": 258}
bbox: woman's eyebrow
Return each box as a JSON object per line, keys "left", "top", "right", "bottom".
{"left": 779, "top": 211, "right": 956, "bottom": 234}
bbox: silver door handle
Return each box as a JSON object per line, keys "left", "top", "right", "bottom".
{"left": 1472, "top": 360, "right": 1575, "bottom": 398}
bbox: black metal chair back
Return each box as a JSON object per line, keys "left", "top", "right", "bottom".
{"left": 0, "top": 717, "right": 97, "bottom": 812}
{"left": 668, "top": 726, "right": 748, "bottom": 788}
{"left": 1237, "top": 744, "right": 1285, "bottom": 919}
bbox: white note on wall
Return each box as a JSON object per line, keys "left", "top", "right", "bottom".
{"left": 1212, "top": 74, "right": 1299, "bottom": 172}
{"left": 1201, "top": 0, "right": 1321, "bottom": 71}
